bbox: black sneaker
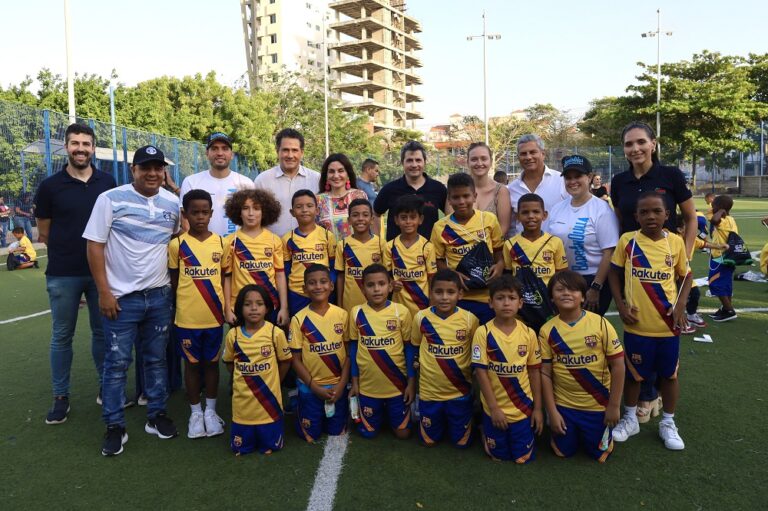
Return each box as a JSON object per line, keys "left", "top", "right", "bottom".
{"left": 708, "top": 308, "right": 724, "bottom": 319}
{"left": 145, "top": 413, "right": 178, "bottom": 439}
{"left": 712, "top": 309, "right": 737, "bottom": 322}
{"left": 101, "top": 425, "right": 128, "bottom": 456}
{"left": 45, "top": 396, "right": 70, "bottom": 425}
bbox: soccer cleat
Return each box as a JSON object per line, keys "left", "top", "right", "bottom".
{"left": 680, "top": 324, "right": 697, "bottom": 335}
{"left": 712, "top": 309, "right": 737, "bottom": 323}
{"left": 686, "top": 313, "right": 706, "bottom": 328}
{"left": 612, "top": 415, "right": 640, "bottom": 442}
{"left": 101, "top": 425, "right": 128, "bottom": 456}
{"left": 145, "top": 413, "right": 179, "bottom": 439}
{"left": 204, "top": 410, "right": 225, "bottom": 437}
{"left": 187, "top": 412, "right": 206, "bottom": 439}
{"left": 45, "top": 396, "right": 70, "bottom": 425}
{"left": 659, "top": 421, "right": 685, "bottom": 450}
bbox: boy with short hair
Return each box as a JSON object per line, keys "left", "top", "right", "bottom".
{"left": 503, "top": 193, "right": 567, "bottom": 284}
{"left": 608, "top": 191, "right": 692, "bottom": 451}
{"left": 540, "top": 270, "right": 625, "bottom": 462}
{"left": 334, "top": 198, "right": 381, "bottom": 311}
{"left": 169, "top": 189, "right": 230, "bottom": 438}
{"left": 9, "top": 226, "right": 37, "bottom": 270}
{"left": 708, "top": 194, "right": 739, "bottom": 322}
{"left": 431, "top": 173, "right": 504, "bottom": 324}
{"left": 382, "top": 194, "right": 437, "bottom": 318}
{"left": 349, "top": 264, "right": 416, "bottom": 439}
{"left": 282, "top": 190, "right": 337, "bottom": 316}
{"left": 289, "top": 264, "right": 350, "bottom": 442}
{"left": 471, "top": 275, "right": 543, "bottom": 463}
{"left": 411, "top": 269, "right": 479, "bottom": 447}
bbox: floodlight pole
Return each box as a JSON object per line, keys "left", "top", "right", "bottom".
{"left": 64, "top": 0, "right": 76, "bottom": 123}
{"left": 642, "top": 8, "right": 672, "bottom": 157}
{"left": 467, "top": 11, "right": 501, "bottom": 145}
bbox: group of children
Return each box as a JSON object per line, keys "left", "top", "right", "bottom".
{"left": 168, "top": 173, "right": 732, "bottom": 461}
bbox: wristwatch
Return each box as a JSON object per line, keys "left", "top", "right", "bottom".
{"left": 590, "top": 281, "right": 603, "bottom": 291}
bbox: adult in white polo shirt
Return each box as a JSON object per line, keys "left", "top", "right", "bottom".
{"left": 179, "top": 132, "right": 254, "bottom": 236}
{"left": 84, "top": 145, "right": 181, "bottom": 457}
{"left": 254, "top": 128, "right": 320, "bottom": 237}
{"left": 507, "top": 134, "right": 568, "bottom": 235}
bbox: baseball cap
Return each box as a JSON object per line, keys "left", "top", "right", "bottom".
{"left": 206, "top": 132, "right": 233, "bottom": 149}
{"left": 561, "top": 154, "right": 592, "bottom": 175}
{"left": 133, "top": 145, "right": 167, "bottom": 166}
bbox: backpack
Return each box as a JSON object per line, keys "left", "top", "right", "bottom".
{"left": 453, "top": 212, "right": 495, "bottom": 290}
{"left": 721, "top": 232, "right": 753, "bottom": 267}
{"left": 6, "top": 253, "right": 19, "bottom": 271}
{"left": 515, "top": 236, "right": 555, "bottom": 333}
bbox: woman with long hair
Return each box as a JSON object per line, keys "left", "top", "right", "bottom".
{"left": 316, "top": 153, "right": 369, "bottom": 239}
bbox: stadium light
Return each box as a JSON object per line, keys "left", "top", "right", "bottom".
{"left": 64, "top": 0, "right": 76, "bottom": 123}
{"left": 641, "top": 8, "right": 673, "bottom": 155}
{"left": 467, "top": 11, "right": 501, "bottom": 145}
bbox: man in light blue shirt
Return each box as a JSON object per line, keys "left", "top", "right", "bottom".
{"left": 357, "top": 158, "right": 379, "bottom": 206}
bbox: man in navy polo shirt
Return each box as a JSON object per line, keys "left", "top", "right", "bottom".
{"left": 34, "top": 123, "right": 117, "bottom": 425}
{"left": 374, "top": 140, "right": 447, "bottom": 241}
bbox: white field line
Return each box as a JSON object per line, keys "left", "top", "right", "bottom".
{"left": 0, "top": 254, "right": 47, "bottom": 267}
{"left": 604, "top": 307, "right": 768, "bottom": 317}
{"left": 0, "top": 309, "right": 51, "bottom": 325}
{"left": 306, "top": 432, "right": 349, "bottom": 511}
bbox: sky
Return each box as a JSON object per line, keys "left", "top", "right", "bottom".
{"left": 1, "top": 0, "right": 767, "bottom": 132}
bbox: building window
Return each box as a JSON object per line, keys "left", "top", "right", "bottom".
{"left": 308, "top": 59, "right": 315, "bottom": 66}
{"left": 269, "top": 0, "right": 275, "bottom": 3}
{"left": 306, "top": 2, "right": 312, "bottom": 8}
{"left": 269, "top": 14, "right": 276, "bottom": 23}
{"left": 271, "top": 54, "right": 278, "bottom": 64}
{"left": 316, "top": 25, "right": 320, "bottom": 31}
{"left": 270, "top": 34, "right": 277, "bottom": 44}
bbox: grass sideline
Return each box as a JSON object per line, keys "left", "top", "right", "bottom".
{"left": 1, "top": 198, "right": 766, "bottom": 510}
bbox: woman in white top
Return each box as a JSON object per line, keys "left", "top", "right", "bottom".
{"left": 465, "top": 142, "right": 512, "bottom": 237}
{"left": 547, "top": 155, "right": 619, "bottom": 315}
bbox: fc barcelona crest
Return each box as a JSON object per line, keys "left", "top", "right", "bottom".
{"left": 416, "top": 255, "right": 425, "bottom": 265}
{"left": 261, "top": 346, "right": 272, "bottom": 357}
{"left": 387, "top": 320, "right": 398, "bottom": 331}
{"left": 363, "top": 406, "right": 374, "bottom": 418}
{"left": 665, "top": 254, "right": 673, "bottom": 267}
{"left": 542, "top": 250, "right": 553, "bottom": 263}
{"left": 372, "top": 253, "right": 381, "bottom": 263}
{"left": 334, "top": 323, "right": 344, "bottom": 335}
{"left": 264, "top": 247, "right": 273, "bottom": 257}
{"left": 421, "top": 416, "right": 432, "bottom": 428}
{"left": 301, "top": 418, "right": 312, "bottom": 429}
{"left": 632, "top": 353, "right": 642, "bottom": 364}
{"left": 517, "top": 344, "right": 528, "bottom": 357}
{"left": 182, "top": 338, "right": 192, "bottom": 348}
{"left": 585, "top": 335, "right": 598, "bottom": 348}
{"left": 456, "top": 329, "right": 467, "bottom": 341}
{"left": 211, "top": 251, "right": 222, "bottom": 263}
{"left": 233, "top": 435, "right": 243, "bottom": 447}
{"left": 315, "top": 244, "right": 325, "bottom": 251}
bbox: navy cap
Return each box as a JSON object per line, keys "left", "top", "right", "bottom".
{"left": 561, "top": 154, "right": 592, "bottom": 175}
{"left": 133, "top": 145, "right": 167, "bottom": 166}
{"left": 206, "top": 132, "right": 233, "bottom": 149}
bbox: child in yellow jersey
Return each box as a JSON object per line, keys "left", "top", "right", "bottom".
{"left": 411, "top": 269, "right": 478, "bottom": 448}
{"left": 383, "top": 195, "right": 437, "bottom": 318}
{"left": 761, "top": 241, "right": 768, "bottom": 276}
{"left": 707, "top": 194, "right": 739, "bottom": 322}
{"left": 608, "top": 192, "right": 691, "bottom": 451}
{"left": 540, "top": 271, "right": 625, "bottom": 463}
{"left": 503, "top": 194, "right": 567, "bottom": 284}
{"left": 432, "top": 173, "right": 503, "bottom": 325}
{"left": 223, "top": 189, "right": 288, "bottom": 327}
{"left": 282, "top": 190, "right": 337, "bottom": 316}
{"left": 169, "top": 190, "right": 231, "bottom": 438}
{"left": 472, "top": 275, "right": 542, "bottom": 463}
{"left": 335, "top": 198, "right": 381, "bottom": 311}
{"left": 9, "top": 227, "right": 37, "bottom": 269}
{"left": 289, "top": 264, "right": 350, "bottom": 442}
{"left": 223, "top": 284, "right": 292, "bottom": 455}
{"left": 349, "top": 264, "right": 415, "bottom": 439}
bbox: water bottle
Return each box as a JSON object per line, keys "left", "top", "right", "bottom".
{"left": 599, "top": 426, "right": 611, "bottom": 451}
{"left": 349, "top": 395, "right": 361, "bottom": 423}
{"left": 324, "top": 400, "right": 335, "bottom": 418}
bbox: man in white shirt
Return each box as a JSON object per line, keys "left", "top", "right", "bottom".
{"left": 253, "top": 128, "right": 320, "bottom": 237}
{"left": 179, "top": 132, "right": 254, "bottom": 236}
{"left": 84, "top": 145, "right": 181, "bottom": 456}
{"left": 508, "top": 134, "right": 568, "bottom": 235}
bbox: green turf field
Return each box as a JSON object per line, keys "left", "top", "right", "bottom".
{"left": 1, "top": 198, "right": 766, "bottom": 510}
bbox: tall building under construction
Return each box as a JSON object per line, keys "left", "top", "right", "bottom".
{"left": 241, "top": 0, "right": 422, "bottom": 133}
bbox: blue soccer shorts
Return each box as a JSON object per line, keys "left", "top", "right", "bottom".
{"left": 418, "top": 394, "right": 473, "bottom": 448}
{"left": 358, "top": 394, "right": 411, "bottom": 438}
{"left": 481, "top": 413, "right": 535, "bottom": 463}
{"left": 175, "top": 325, "right": 223, "bottom": 363}
{"left": 458, "top": 299, "right": 495, "bottom": 325}
{"left": 231, "top": 419, "right": 284, "bottom": 455}
{"left": 550, "top": 405, "right": 613, "bottom": 462}
{"left": 288, "top": 290, "right": 311, "bottom": 317}
{"left": 296, "top": 382, "right": 349, "bottom": 442}
{"left": 624, "top": 332, "right": 679, "bottom": 381}
{"left": 708, "top": 264, "right": 734, "bottom": 297}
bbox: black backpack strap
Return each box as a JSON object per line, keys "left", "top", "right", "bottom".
{"left": 528, "top": 235, "right": 554, "bottom": 266}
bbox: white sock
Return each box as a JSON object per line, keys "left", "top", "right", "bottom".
{"left": 624, "top": 406, "right": 638, "bottom": 418}
{"left": 661, "top": 412, "right": 675, "bottom": 423}
{"left": 190, "top": 403, "right": 202, "bottom": 414}
{"left": 205, "top": 398, "right": 217, "bottom": 414}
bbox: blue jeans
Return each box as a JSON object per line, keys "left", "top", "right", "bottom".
{"left": 101, "top": 286, "right": 172, "bottom": 427}
{"left": 14, "top": 216, "right": 34, "bottom": 240}
{"left": 47, "top": 276, "right": 105, "bottom": 397}
{"left": 0, "top": 220, "right": 8, "bottom": 247}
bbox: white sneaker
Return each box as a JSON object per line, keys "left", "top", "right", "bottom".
{"left": 612, "top": 415, "right": 640, "bottom": 442}
{"left": 137, "top": 394, "right": 148, "bottom": 406}
{"left": 204, "top": 410, "right": 225, "bottom": 437}
{"left": 659, "top": 421, "right": 685, "bottom": 450}
{"left": 687, "top": 313, "right": 706, "bottom": 327}
{"left": 187, "top": 412, "right": 206, "bottom": 439}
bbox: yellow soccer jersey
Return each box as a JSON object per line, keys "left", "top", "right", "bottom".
{"left": 471, "top": 321, "right": 541, "bottom": 422}
{"left": 334, "top": 235, "right": 382, "bottom": 312}
{"left": 611, "top": 231, "right": 690, "bottom": 337}
{"left": 503, "top": 233, "right": 568, "bottom": 284}
{"left": 761, "top": 242, "right": 768, "bottom": 276}
{"left": 17, "top": 235, "right": 36, "bottom": 260}
{"left": 288, "top": 304, "right": 349, "bottom": 386}
{"left": 710, "top": 215, "right": 737, "bottom": 259}
{"left": 411, "top": 306, "right": 479, "bottom": 401}
{"left": 431, "top": 210, "right": 502, "bottom": 302}
{"left": 222, "top": 323, "right": 292, "bottom": 425}
{"left": 282, "top": 226, "right": 336, "bottom": 296}
{"left": 382, "top": 235, "right": 437, "bottom": 318}
{"left": 224, "top": 229, "right": 284, "bottom": 309}
{"left": 539, "top": 311, "right": 623, "bottom": 412}
{"left": 169, "top": 233, "right": 229, "bottom": 328}
{"left": 349, "top": 301, "right": 412, "bottom": 399}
